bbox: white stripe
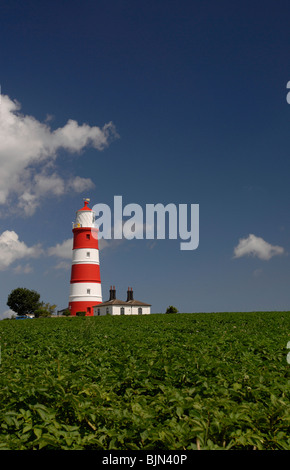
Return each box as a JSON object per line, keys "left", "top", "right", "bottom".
{"left": 69, "top": 282, "right": 102, "bottom": 303}
{"left": 71, "top": 248, "right": 99, "bottom": 264}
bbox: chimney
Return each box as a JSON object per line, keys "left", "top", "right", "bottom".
{"left": 127, "top": 287, "right": 134, "bottom": 301}
{"left": 109, "top": 285, "right": 116, "bottom": 300}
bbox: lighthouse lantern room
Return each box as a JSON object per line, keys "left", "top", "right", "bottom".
{"left": 68, "top": 198, "right": 102, "bottom": 316}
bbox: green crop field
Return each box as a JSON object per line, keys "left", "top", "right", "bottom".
{"left": 0, "top": 311, "right": 289, "bottom": 450}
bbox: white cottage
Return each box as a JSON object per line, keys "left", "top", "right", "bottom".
{"left": 93, "top": 286, "right": 151, "bottom": 316}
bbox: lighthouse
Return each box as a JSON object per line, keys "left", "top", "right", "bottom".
{"left": 68, "top": 198, "right": 102, "bottom": 316}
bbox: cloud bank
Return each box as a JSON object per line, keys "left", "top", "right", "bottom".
{"left": 233, "top": 234, "right": 284, "bottom": 260}
{"left": 0, "top": 230, "right": 43, "bottom": 270}
{"left": 0, "top": 230, "right": 124, "bottom": 273}
{"left": 0, "top": 234, "right": 74, "bottom": 272}
{"left": 0, "top": 94, "right": 117, "bottom": 215}
{"left": 47, "top": 238, "right": 73, "bottom": 259}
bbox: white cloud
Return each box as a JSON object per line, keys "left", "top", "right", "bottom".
{"left": 0, "top": 94, "right": 118, "bottom": 215}
{"left": 67, "top": 176, "right": 95, "bottom": 193}
{"left": 0, "top": 230, "right": 43, "bottom": 270}
{"left": 98, "top": 238, "right": 125, "bottom": 252}
{"left": 0, "top": 309, "right": 15, "bottom": 320}
{"left": 47, "top": 236, "right": 124, "bottom": 259}
{"left": 13, "top": 263, "right": 33, "bottom": 274}
{"left": 53, "top": 260, "right": 71, "bottom": 270}
{"left": 98, "top": 238, "right": 110, "bottom": 250}
{"left": 233, "top": 234, "right": 284, "bottom": 260}
{"left": 48, "top": 238, "right": 73, "bottom": 259}
{"left": 252, "top": 268, "right": 263, "bottom": 277}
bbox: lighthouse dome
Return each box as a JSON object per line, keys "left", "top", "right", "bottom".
{"left": 74, "top": 199, "right": 95, "bottom": 228}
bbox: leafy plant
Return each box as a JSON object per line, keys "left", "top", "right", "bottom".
{"left": 0, "top": 311, "right": 289, "bottom": 449}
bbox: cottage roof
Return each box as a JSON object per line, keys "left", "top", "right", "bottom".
{"left": 94, "top": 299, "right": 151, "bottom": 307}
{"left": 93, "top": 286, "right": 151, "bottom": 308}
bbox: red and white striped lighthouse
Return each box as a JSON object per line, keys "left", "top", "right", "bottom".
{"left": 68, "top": 198, "right": 102, "bottom": 316}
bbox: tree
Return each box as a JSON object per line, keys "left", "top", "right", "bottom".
{"left": 7, "top": 287, "right": 41, "bottom": 316}
{"left": 34, "top": 302, "right": 57, "bottom": 318}
{"left": 165, "top": 305, "right": 179, "bottom": 314}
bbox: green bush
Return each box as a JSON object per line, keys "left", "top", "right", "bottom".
{"left": 165, "top": 305, "right": 178, "bottom": 314}
{"left": 76, "top": 311, "right": 86, "bottom": 317}
{"left": 62, "top": 309, "right": 71, "bottom": 317}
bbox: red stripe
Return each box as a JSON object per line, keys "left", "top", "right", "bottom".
{"left": 70, "top": 280, "right": 101, "bottom": 283}
{"left": 73, "top": 227, "right": 99, "bottom": 249}
{"left": 68, "top": 300, "right": 102, "bottom": 316}
{"left": 70, "top": 263, "right": 101, "bottom": 283}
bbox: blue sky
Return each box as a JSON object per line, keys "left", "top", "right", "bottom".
{"left": 1, "top": 0, "right": 290, "bottom": 317}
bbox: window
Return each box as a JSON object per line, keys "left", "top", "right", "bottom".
{"left": 97, "top": 308, "right": 100, "bottom": 316}
{"left": 86, "top": 234, "right": 90, "bottom": 240}
{"left": 87, "top": 307, "right": 91, "bottom": 314}
{"left": 138, "top": 308, "right": 142, "bottom": 315}
{"left": 120, "top": 307, "right": 125, "bottom": 315}
{"left": 86, "top": 252, "right": 90, "bottom": 258}
{"left": 87, "top": 289, "right": 91, "bottom": 294}
{"left": 106, "top": 307, "right": 109, "bottom": 315}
